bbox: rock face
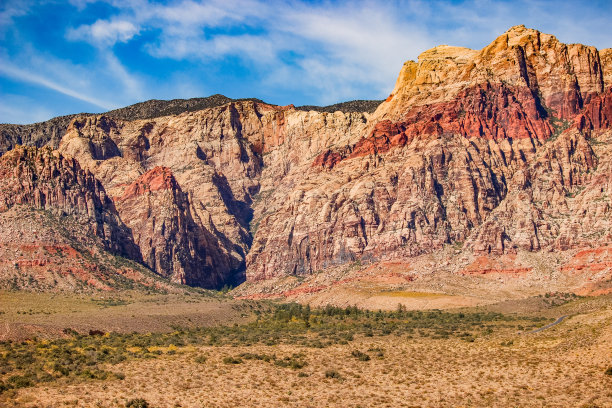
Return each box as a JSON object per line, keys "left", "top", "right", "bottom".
{"left": 0, "top": 115, "right": 78, "bottom": 157}
{"left": 0, "top": 146, "right": 139, "bottom": 259}
{"left": 55, "top": 102, "right": 370, "bottom": 288}
{"left": 245, "top": 25, "right": 612, "bottom": 283}
{"left": 1, "top": 25, "right": 611, "bottom": 293}
{"left": 114, "top": 166, "right": 227, "bottom": 287}
{"left": 0, "top": 146, "right": 175, "bottom": 292}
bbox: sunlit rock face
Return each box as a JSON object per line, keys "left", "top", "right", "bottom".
{"left": 1, "top": 26, "right": 611, "bottom": 292}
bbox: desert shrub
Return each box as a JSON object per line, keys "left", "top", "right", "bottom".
{"left": 222, "top": 356, "right": 243, "bottom": 364}
{"left": 274, "top": 354, "right": 307, "bottom": 369}
{"left": 125, "top": 398, "right": 149, "bottom": 408}
{"left": 351, "top": 350, "right": 371, "bottom": 361}
{"left": 367, "top": 347, "right": 385, "bottom": 358}
{"left": 605, "top": 366, "right": 612, "bottom": 376}
{"left": 194, "top": 355, "right": 207, "bottom": 364}
{"left": 324, "top": 369, "right": 342, "bottom": 380}
{"left": 239, "top": 353, "right": 273, "bottom": 362}
{"left": 7, "top": 374, "right": 33, "bottom": 388}
{"left": 0, "top": 303, "right": 544, "bottom": 391}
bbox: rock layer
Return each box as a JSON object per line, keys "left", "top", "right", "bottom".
{"left": 0, "top": 25, "right": 611, "bottom": 293}
{"left": 0, "top": 146, "right": 176, "bottom": 292}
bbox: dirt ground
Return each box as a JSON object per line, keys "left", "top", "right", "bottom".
{"left": 0, "top": 291, "right": 252, "bottom": 341}
{"left": 2, "top": 294, "right": 611, "bottom": 407}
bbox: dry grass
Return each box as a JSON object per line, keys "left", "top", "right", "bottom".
{"left": 0, "top": 291, "right": 252, "bottom": 341}
{"left": 0, "top": 295, "right": 610, "bottom": 407}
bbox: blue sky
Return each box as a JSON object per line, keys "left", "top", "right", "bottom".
{"left": 1, "top": 0, "right": 611, "bottom": 124}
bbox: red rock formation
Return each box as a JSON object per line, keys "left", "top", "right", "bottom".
{"left": 0, "top": 146, "right": 139, "bottom": 259}
{"left": 246, "top": 26, "right": 612, "bottom": 281}
{"left": 575, "top": 87, "right": 612, "bottom": 132}
{"left": 1, "top": 25, "right": 612, "bottom": 294}
{"left": 119, "top": 166, "right": 177, "bottom": 198}
{"left": 115, "top": 166, "right": 228, "bottom": 287}
{"left": 0, "top": 146, "right": 178, "bottom": 292}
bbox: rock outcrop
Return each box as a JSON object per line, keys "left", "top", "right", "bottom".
{"left": 55, "top": 102, "right": 370, "bottom": 288}
{"left": 114, "top": 166, "right": 228, "bottom": 287}
{"left": 0, "top": 146, "right": 139, "bottom": 259}
{"left": 0, "top": 146, "right": 176, "bottom": 292}
{"left": 245, "top": 25, "right": 612, "bottom": 282}
{"left": 1, "top": 25, "right": 611, "bottom": 294}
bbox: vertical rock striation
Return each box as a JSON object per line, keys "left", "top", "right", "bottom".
{"left": 1, "top": 25, "right": 611, "bottom": 292}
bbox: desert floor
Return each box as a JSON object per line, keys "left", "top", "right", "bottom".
{"left": 1, "top": 293, "right": 611, "bottom": 408}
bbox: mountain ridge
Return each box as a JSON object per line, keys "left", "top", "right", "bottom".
{"left": 1, "top": 25, "right": 611, "bottom": 298}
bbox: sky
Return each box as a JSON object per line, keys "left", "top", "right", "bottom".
{"left": 1, "top": 0, "right": 611, "bottom": 124}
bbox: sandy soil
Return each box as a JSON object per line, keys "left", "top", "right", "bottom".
{"left": 3, "top": 296, "right": 612, "bottom": 408}
{"left": 0, "top": 291, "right": 253, "bottom": 341}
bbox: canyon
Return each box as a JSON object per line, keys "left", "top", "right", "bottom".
{"left": 1, "top": 25, "right": 611, "bottom": 300}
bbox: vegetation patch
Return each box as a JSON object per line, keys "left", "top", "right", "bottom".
{"left": 0, "top": 303, "right": 549, "bottom": 393}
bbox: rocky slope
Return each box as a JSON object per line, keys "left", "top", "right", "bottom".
{"left": 0, "top": 115, "right": 78, "bottom": 157}
{"left": 246, "top": 25, "right": 612, "bottom": 283}
{"left": 1, "top": 25, "right": 611, "bottom": 296}
{"left": 0, "top": 146, "right": 176, "bottom": 291}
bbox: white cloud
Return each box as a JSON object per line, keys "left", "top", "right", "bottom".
{"left": 4, "top": 0, "right": 612, "bottom": 124}
{"left": 122, "top": 0, "right": 433, "bottom": 103}
{"left": 67, "top": 19, "right": 139, "bottom": 47}
{"left": 103, "top": 52, "right": 144, "bottom": 100}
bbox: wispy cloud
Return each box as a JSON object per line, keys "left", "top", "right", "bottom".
{"left": 0, "top": 61, "right": 114, "bottom": 109}
{"left": 1, "top": 0, "right": 611, "bottom": 124}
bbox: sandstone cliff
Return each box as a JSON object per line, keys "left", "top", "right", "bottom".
{"left": 1, "top": 25, "right": 611, "bottom": 295}
{"left": 245, "top": 26, "right": 611, "bottom": 283}
{"left": 0, "top": 146, "right": 175, "bottom": 291}
{"left": 55, "top": 102, "right": 370, "bottom": 287}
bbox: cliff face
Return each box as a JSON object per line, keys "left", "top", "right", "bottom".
{"left": 0, "top": 146, "right": 175, "bottom": 292}
{"left": 0, "top": 146, "right": 139, "bottom": 259}
{"left": 1, "top": 25, "right": 611, "bottom": 293}
{"left": 245, "top": 25, "right": 612, "bottom": 283}
{"left": 54, "top": 102, "right": 369, "bottom": 287}
{"left": 114, "top": 166, "right": 229, "bottom": 287}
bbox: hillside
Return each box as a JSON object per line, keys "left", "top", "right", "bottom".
{"left": 0, "top": 26, "right": 611, "bottom": 299}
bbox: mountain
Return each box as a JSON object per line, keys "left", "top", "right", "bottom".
{"left": 0, "top": 146, "right": 181, "bottom": 292}
{"left": 0, "top": 25, "right": 611, "bottom": 297}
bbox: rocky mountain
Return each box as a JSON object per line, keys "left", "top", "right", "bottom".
{"left": 0, "top": 146, "right": 179, "bottom": 292}
{"left": 246, "top": 26, "right": 612, "bottom": 281}
{"left": 1, "top": 25, "right": 611, "bottom": 295}
{"left": 0, "top": 115, "right": 79, "bottom": 157}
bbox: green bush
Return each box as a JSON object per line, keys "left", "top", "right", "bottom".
{"left": 605, "top": 366, "right": 612, "bottom": 376}
{"left": 367, "top": 347, "right": 385, "bottom": 358}
{"left": 7, "top": 375, "right": 33, "bottom": 389}
{"left": 222, "top": 356, "right": 243, "bottom": 364}
{"left": 325, "top": 369, "right": 342, "bottom": 380}
{"left": 274, "top": 354, "right": 307, "bottom": 369}
{"left": 239, "top": 352, "right": 273, "bottom": 362}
